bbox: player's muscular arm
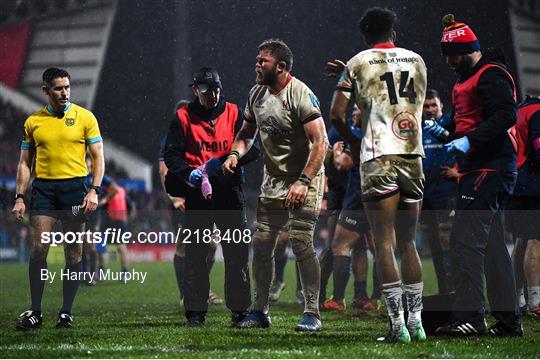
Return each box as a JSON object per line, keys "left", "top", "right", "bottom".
{"left": 223, "top": 121, "right": 259, "bottom": 176}
{"left": 286, "top": 117, "right": 328, "bottom": 209}
{"left": 232, "top": 121, "right": 259, "bottom": 156}
{"left": 12, "top": 148, "right": 33, "bottom": 220}
{"left": 330, "top": 91, "right": 361, "bottom": 161}
{"left": 88, "top": 141, "right": 105, "bottom": 187}
{"left": 302, "top": 117, "right": 329, "bottom": 179}
{"left": 15, "top": 149, "right": 32, "bottom": 195}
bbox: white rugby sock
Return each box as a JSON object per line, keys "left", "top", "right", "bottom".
{"left": 382, "top": 281, "right": 404, "bottom": 331}
{"left": 528, "top": 286, "right": 540, "bottom": 308}
{"left": 518, "top": 288, "right": 526, "bottom": 308}
{"left": 404, "top": 282, "right": 423, "bottom": 331}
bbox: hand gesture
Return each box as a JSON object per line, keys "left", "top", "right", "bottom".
{"left": 82, "top": 190, "right": 99, "bottom": 214}
{"left": 189, "top": 168, "right": 203, "bottom": 185}
{"left": 440, "top": 165, "right": 459, "bottom": 181}
{"left": 444, "top": 137, "right": 470, "bottom": 155}
{"left": 12, "top": 199, "right": 25, "bottom": 221}
{"left": 223, "top": 156, "right": 239, "bottom": 177}
{"left": 325, "top": 59, "right": 346, "bottom": 78}
{"left": 332, "top": 141, "right": 345, "bottom": 158}
{"left": 424, "top": 120, "right": 449, "bottom": 138}
{"left": 285, "top": 181, "right": 308, "bottom": 210}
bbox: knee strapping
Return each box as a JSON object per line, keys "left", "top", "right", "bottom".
{"left": 253, "top": 221, "right": 280, "bottom": 262}
{"left": 288, "top": 218, "right": 316, "bottom": 261}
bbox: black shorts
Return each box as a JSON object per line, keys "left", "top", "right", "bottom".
{"left": 326, "top": 182, "right": 345, "bottom": 212}
{"left": 30, "top": 177, "right": 88, "bottom": 222}
{"left": 337, "top": 166, "right": 369, "bottom": 234}
{"left": 506, "top": 195, "right": 540, "bottom": 239}
{"left": 420, "top": 195, "right": 455, "bottom": 226}
{"left": 337, "top": 200, "right": 370, "bottom": 234}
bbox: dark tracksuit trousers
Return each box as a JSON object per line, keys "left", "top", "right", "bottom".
{"left": 451, "top": 170, "right": 520, "bottom": 326}
{"left": 183, "top": 183, "right": 251, "bottom": 318}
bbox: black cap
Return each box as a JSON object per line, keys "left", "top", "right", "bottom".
{"left": 189, "top": 67, "right": 222, "bottom": 93}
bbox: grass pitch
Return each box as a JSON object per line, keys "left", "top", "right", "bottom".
{"left": 0, "top": 259, "right": 538, "bottom": 358}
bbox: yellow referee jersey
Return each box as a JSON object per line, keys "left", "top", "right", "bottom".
{"left": 21, "top": 103, "right": 102, "bottom": 179}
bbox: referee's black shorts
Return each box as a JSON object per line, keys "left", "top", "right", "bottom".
{"left": 30, "top": 177, "right": 88, "bottom": 222}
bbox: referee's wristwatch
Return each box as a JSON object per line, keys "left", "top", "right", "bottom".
{"left": 14, "top": 193, "right": 25, "bottom": 202}
{"left": 89, "top": 185, "right": 102, "bottom": 194}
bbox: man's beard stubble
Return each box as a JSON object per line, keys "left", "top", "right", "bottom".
{"left": 256, "top": 66, "right": 278, "bottom": 86}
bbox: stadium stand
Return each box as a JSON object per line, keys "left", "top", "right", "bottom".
{"left": 509, "top": 0, "right": 540, "bottom": 97}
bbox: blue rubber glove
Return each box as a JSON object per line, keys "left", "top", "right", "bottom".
{"left": 188, "top": 168, "right": 203, "bottom": 185}
{"left": 204, "top": 157, "right": 222, "bottom": 176}
{"left": 444, "top": 136, "right": 470, "bottom": 155}
{"left": 424, "top": 120, "right": 448, "bottom": 138}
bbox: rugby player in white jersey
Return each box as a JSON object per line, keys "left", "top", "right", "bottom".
{"left": 328, "top": 7, "right": 427, "bottom": 343}
{"left": 224, "top": 38, "right": 328, "bottom": 331}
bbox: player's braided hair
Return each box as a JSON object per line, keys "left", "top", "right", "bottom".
{"left": 42, "top": 67, "right": 70, "bottom": 87}
{"left": 358, "top": 7, "right": 397, "bottom": 45}
{"left": 258, "top": 38, "right": 293, "bottom": 71}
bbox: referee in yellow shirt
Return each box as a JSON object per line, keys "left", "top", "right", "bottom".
{"left": 12, "top": 67, "right": 105, "bottom": 330}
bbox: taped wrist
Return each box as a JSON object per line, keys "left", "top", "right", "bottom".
{"left": 227, "top": 150, "right": 240, "bottom": 160}
{"left": 297, "top": 174, "right": 311, "bottom": 186}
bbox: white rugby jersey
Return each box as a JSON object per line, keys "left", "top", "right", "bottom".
{"left": 244, "top": 75, "right": 323, "bottom": 198}
{"left": 337, "top": 43, "right": 427, "bottom": 163}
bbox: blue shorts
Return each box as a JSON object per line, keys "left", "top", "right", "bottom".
{"left": 338, "top": 165, "right": 369, "bottom": 234}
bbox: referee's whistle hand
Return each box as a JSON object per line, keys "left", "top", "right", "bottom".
{"left": 11, "top": 201, "right": 25, "bottom": 221}
{"left": 223, "top": 157, "right": 238, "bottom": 177}
{"left": 82, "top": 191, "right": 99, "bottom": 214}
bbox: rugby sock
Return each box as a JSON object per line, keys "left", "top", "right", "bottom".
{"left": 174, "top": 255, "right": 186, "bottom": 298}
{"left": 295, "top": 262, "right": 302, "bottom": 291}
{"left": 372, "top": 261, "right": 382, "bottom": 299}
{"left": 60, "top": 261, "right": 83, "bottom": 314}
{"left": 354, "top": 280, "right": 368, "bottom": 299}
{"left": 518, "top": 289, "right": 526, "bottom": 309}
{"left": 297, "top": 255, "right": 321, "bottom": 316}
{"left": 404, "top": 282, "right": 424, "bottom": 330}
{"left": 382, "top": 281, "right": 405, "bottom": 331}
{"left": 275, "top": 252, "right": 287, "bottom": 283}
{"left": 29, "top": 257, "right": 47, "bottom": 312}
{"left": 528, "top": 286, "right": 540, "bottom": 308}
{"left": 332, "top": 255, "right": 351, "bottom": 302}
